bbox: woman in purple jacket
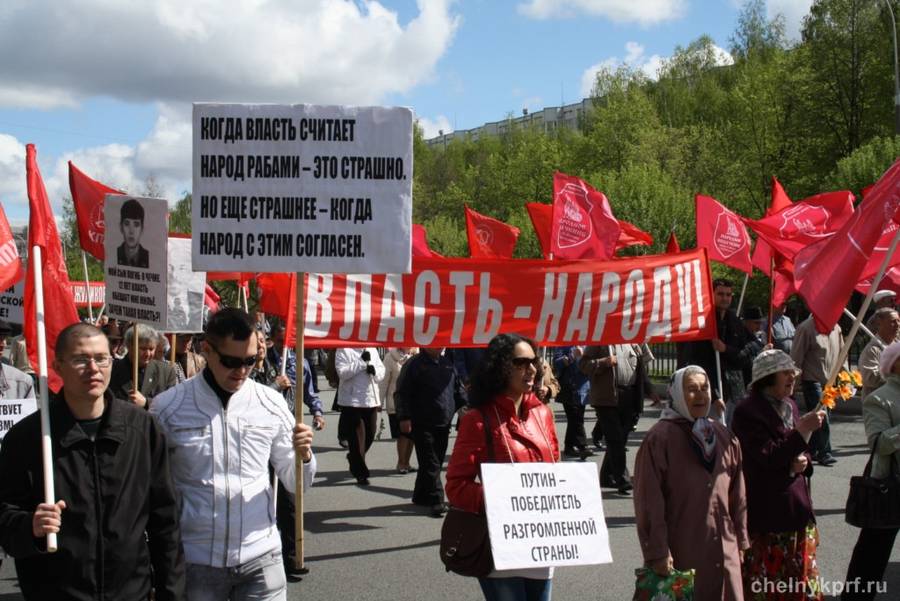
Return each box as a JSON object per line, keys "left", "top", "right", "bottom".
{"left": 731, "top": 350, "right": 826, "bottom": 600}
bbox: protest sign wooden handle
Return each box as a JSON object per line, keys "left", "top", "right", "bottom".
{"left": 294, "top": 272, "right": 307, "bottom": 572}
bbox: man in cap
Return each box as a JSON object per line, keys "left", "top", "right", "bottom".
{"left": 116, "top": 198, "right": 149, "bottom": 268}
{"left": 858, "top": 307, "right": 900, "bottom": 399}
{"left": 0, "top": 322, "right": 184, "bottom": 599}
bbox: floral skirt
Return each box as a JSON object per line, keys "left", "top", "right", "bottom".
{"left": 743, "top": 523, "right": 823, "bottom": 601}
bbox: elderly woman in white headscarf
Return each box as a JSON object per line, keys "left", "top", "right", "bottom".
{"left": 843, "top": 341, "right": 900, "bottom": 600}
{"left": 633, "top": 365, "right": 749, "bottom": 600}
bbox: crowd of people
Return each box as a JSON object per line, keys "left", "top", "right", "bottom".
{"left": 0, "top": 281, "right": 896, "bottom": 601}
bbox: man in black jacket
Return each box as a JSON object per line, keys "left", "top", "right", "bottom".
{"left": 0, "top": 322, "right": 184, "bottom": 600}
{"left": 396, "top": 347, "right": 467, "bottom": 517}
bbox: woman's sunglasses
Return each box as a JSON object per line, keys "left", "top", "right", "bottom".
{"left": 511, "top": 356, "right": 541, "bottom": 368}
{"left": 210, "top": 345, "right": 257, "bottom": 369}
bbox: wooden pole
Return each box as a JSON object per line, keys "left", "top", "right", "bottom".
{"left": 843, "top": 308, "right": 879, "bottom": 344}
{"left": 735, "top": 272, "right": 750, "bottom": 316}
{"left": 294, "top": 273, "right": 307, "bottom": 572}
{"left": 94, "top": 303, "right": 106, "bottom": 326}
{"left": 768, "top": 257, "right": 776, "bottom": 345}
{"left": 132, "top": 324, "right": 139, "bottom": 397}
{"left": 31, "top": 247, "right": 58, "bottom": 553}
{"left": 170, "top": 333, "right": 177, "bottom": 364}
{"left": 81, "top": 251, "right": 93, "bottom": 322}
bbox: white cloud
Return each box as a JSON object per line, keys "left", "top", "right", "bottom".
{"left": 518, "top": 0, "right": 685, "bottom": 25}
{"left": 417, "top": 115, "right": 453, "bottom": 138}
{"left": 0, "top": 134, "right": 27, "bottom": 207}
{"left": 767, "top": 0, "right": 812, "bottom": 42}
{"left": 580, "top": 40, "right": 733, "bottom": 98}
{"left": 0, "top": 0, "right": 460, "bottom": 109}
{"left": 579, "top": 42, "right": 665, "bottom": 97}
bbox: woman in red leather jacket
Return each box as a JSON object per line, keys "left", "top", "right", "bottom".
{"left": 445, "top": 333, "right": 560, "bottom": 601}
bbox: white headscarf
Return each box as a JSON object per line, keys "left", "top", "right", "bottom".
{"left": 661, "top": 365, "right": 718, "bottom": 469}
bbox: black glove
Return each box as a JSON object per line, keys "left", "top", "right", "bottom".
{"left": 360, "top": 350, "right": 371, "bottom": 362}
{"left": 366, "top": 364, "right": 376, "bottom": 376}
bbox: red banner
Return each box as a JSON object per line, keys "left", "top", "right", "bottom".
{"left": 0, "top": 203, "right": 24, "bottom": 292}
{"left": 70, "top": 282, "right": 105, "bottom": 308}
{"left": 290, "top": 250, "right": 715, "bottom": 347}
{"left": 695, "top": 195, "right": 752, "bottom": 273}
{"left": 68, "top": 161, "right": 124, "bottom": 260}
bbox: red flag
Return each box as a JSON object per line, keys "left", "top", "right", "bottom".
{"left": 857, "top": 266, "right": 900, "bottom": 296}
{"left": 615, "top": 220, "right": 653, "bottom": 250}
{"left": 412, "top": 224, "right": 443, "bottom": 258}
{"left": 770, "top": 177, "right": 792, "bottom": 214}
{"left": 551, "top": 172, "right": 620, "bottom": 260}
{"left": 68, "top": 162, "right": 124, "bottom": 261}
{"left": 0, "top": 203, "right": 24, "bottom": 291}
{"left": 25, "top": 145, "right": 80, "bottom": 392}
{"left": 464, "top": 205, "right": 520, "bottom": 258}
{"left": 795, "top": 159, "right": 900, "bottom": 332}
{"left": 858, "top": 221, "right": 900, "bottom": 282}
{"left": 204, "top": 284, "right": 221, "bottom": 312}
{"left": 695, "top": 195, "right": 753, "bottom": 273}
{"left": 257, "top": 273, "right": 293, "bottom": 319}
{"left": 525, "top": 203, "right": 553, "bottom": 259}
{"left": 665, "top": 231, "right": 681, "bottom": 254}
{"left": 744, "top": 190, "right": 854, "bottom": 259}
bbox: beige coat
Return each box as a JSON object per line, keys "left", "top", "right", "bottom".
{"left": 859, "top": 336, "right": 889, "bottom": 399}
{"left": 634, "top": 419, "right": 749, "bottom": 601}
{"left": 863, "top": 375, "right": 900, "bottom": 479}
{"left": 379, "top": 348, "right": 417, "bottom": 414}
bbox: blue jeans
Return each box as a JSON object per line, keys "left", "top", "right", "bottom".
{"left": 801, "top": 380, "right": 832, "bottom": 458}
{"left": 478, "top": 577, "right": 552, "bottom": 601}
{"left": 186, "top": 550, "right": 286, "bottom": 601}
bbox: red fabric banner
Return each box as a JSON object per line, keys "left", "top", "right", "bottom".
{"left": 743, "top": 190, "right": 854, "bottom": 259}
{"left": 525, "top": 202, "right": 553, "bottom": 259}
{"left": 695, "top": 195, "right": 752, "bottom": 273}
{"left": 752, "top": 178, "right": 797, "bottom": 306}
{"left": 0, "top": 203, "right": 24, "bottom": 292}
{"left": 68, "top": 161, "right": 124, "bottom": 261}
{"left": 551, "top": 172, "right": 620, "bottom": 260}
{"left": 204, "top": 285, "right": 221, "bottom": 312}
{"left": 616, "top": 220, "right": 654, "bottom": 250}
{"left": 273, "top": 250, "right": 715, "bottom": 348}
{"left": 795, "top": 159, "right": 900, "bottom": 332}
{"left": 465, "top": 205, "right": 520, "bottom": 258}
{"left": 70, "top": 282, "right": 105, "bottom": 308}
{"left": 26, "top": 145, "right": 80, "bottom": 392}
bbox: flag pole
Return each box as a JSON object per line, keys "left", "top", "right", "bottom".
{"left": 241, "top": 283, "right": 249, "bottom": 313}
{"left": 714, "top": 351, "right": 726, "bottom": 426}
{"left": 133, "top": 324, "right": 139, "bottom": 399}
{"left": 31, "top": 246, "right": 58, "bottom": 553}
{"left": 820, "top": 225, "right": 900, "bottom": 409}
{"left": 735, "top": 272, "right": 749, "bottom": 315}
{"left": 94, "top": 303, "right": 106, "bottom": 326}
{"left": 81, "top": 251, "right": 93, "bottom": 322}
{"left": 842, "top": 308, "right": 879, "bottom": 344}
{"left": 170, "top": 333, "right": 177, "bottom": 364}
{"left": 293, "top": 272, "right": 308, "bottom": 573}
{"left": 768, "top": 257, "right": 775, "bottom": 345}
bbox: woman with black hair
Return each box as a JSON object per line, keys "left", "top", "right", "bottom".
{"left": 445, "top": 333, "right": 560, "bottom": 601}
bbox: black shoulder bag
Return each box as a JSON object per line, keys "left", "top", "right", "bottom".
{"left": 439, "top": 408, "right": 495, "bottom": 577}
{"left": 845, "top": 434, "right": 900, "bottom": 529}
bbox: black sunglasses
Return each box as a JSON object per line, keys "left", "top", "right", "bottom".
{"left": 511, "top": 356, "right": 540, "bottom": 368}
{"left": 210, "top": 345, "right": 257, "bottom": 369}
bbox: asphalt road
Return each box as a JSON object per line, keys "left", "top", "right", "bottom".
{"left": 1, "top": 381, "right": 897, "bottom": 600}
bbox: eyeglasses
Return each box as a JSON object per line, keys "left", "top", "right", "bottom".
{"left": 210, "top": 345, "right": 257, "bottom": 370}
{"left": 68, "top": 355, "right": 113, "bottom": 369}
{"left": 511, "top": 356, "right": 540, "bottom": 368}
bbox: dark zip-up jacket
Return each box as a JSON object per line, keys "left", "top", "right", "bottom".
{"left": 395, "top": 352, "right": 467, "bottom": 427}
{"left": 0, "top": 390, "right": 185, "bottom": 601}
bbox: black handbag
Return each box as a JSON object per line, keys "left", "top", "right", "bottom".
{"left": 845, "top": 434, "right": 900, "bottom": 529}
{"left": 439, "top": 409, "right": 495, "bottom": 577}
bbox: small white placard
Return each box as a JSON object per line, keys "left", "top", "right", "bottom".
{"left": 0, "top": 398, "right": 38, "bottom": 441}
{"left": 481, "top": 462, "right": 613, "bottom": 570}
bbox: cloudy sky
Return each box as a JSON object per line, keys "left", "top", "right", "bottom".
{"left": 0, "top": 0, "right": 812, "bottom": 225}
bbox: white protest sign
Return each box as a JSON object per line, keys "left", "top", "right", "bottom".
{"left": 0, "top": 279, "right": 24, "bottom": 324}
{"left": 0, "top": 398, "right": 38, "bottom": 441}
{"left": 481, "top": 462, "right": 612, "bottom": 570}
{"left": 192, "top": 103, "right": 413, "bottom": 274}
{"left": 103, "top": 195, "right": 168, "bottom": 328}
{"left": 167, "top": 237, "right": 205, "bottom": 332}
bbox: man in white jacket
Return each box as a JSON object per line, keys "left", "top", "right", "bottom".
{"left": 336, "top": 347, "right": 384, "bottom": 486}
{"left": 151, "top": 309, "right": 316, "bottom": 601}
